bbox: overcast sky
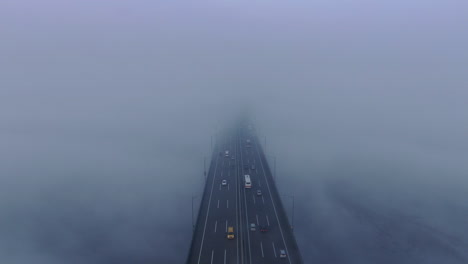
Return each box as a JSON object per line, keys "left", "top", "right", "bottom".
{"left": 1, "top": 0, "right": 467, "bottom": 263}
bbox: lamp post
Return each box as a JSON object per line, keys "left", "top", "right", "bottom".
{"left": 266, "top": 154, "right": 277, "bottom": 181}
{"left": 281, "top": 194, "right": 295, "bottom": 232}
{"left": 192, "top": 195, "right": 200, "bottom": 231}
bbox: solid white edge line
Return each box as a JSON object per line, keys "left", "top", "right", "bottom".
{"left": 197, "top": 152, "right": 220, "bottom": 264}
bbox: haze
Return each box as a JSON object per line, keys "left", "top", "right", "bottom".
{"left": 1, "top": 0, "right": 467, "bottom": 263}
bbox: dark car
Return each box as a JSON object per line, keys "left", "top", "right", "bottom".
{"left": 251, "top": 164, "right": 256, "bottom": 170}
{"left": 259, "top": 226, "right": 268, "bottom": 232}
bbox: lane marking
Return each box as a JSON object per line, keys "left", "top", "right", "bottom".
{"left": 260, "top": 242, "right": 264, "bottom": 258}
{"left": 227, "top": 200, "right": 229, "bottom": 209}
{"left": 226, "top": 220, "right": 228, "bottom": 232}
{"left": 266, "top": 215, "right": 270, "bottom": 226}
{"left": 211, "top": 249, "right": 214, "bottom": 264}
{"left": 272, "top": 242, "right": 277, "bottom": 258}
{"left": 224, "top": 249, "right": 227, "bottom": 264}
{"left": 234, "top": 135, "right": 239, "bottom": 264}
{"left": 254, "top": 139, "right": 292, "bottom": 264}
{"left": 196, "top": 150, "right": 220, "bottom": 264}
{"left": 262, "top": 196, "right": 265, "bottom": 204}
{"left": 217, "top": 200, "right": 220, "bottom": 209}
{"left": 240, "top": 133, "right": 253, "bottom": 264}
{"left": 256, "top": 214, "right": 259, "bottom": 226}
{"left": 253, "top": 195, "right": 256, "bottom": 204}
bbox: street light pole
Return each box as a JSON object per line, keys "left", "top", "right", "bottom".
{"left": 266, "top": 154, "right": 277, "bottom": 181}
{"left": 273, "top": 156, "right": 276, "bottom": 181}
{"left": 192, "top": 195, "right": 199, "bottom": 231}
{"left": 204, "top": 156, "right": 206, "bottom": 181}
{"left": 281, "top": 194, "right": 295, "bottom": 232}
{"left": 291, "top": 195, "right": 295, "bottom": 232}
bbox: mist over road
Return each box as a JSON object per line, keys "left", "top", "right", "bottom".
{"left": 1, "top": 0, "right": 467, "bottom": 263}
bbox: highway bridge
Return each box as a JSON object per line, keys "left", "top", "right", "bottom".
{"left": 187, "top": 123, "right": 303, "bottom": 264}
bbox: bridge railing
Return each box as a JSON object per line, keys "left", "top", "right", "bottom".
{"left": 185, "top": 145, "right": 218, "bottom": 264}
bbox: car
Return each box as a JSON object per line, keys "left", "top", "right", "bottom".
{"left": 224, "top": 150, "right": 229, "bottom": 157}
{"left": 227, "top": 226, "right": 235, "bottom": 239}
{"left": 251, "top": 164, "right": 256, "bottom": 170}
{"left": 250, "top": 223, "right": 256, "bottom": 231}
{"left": 231, "top": 156, "right": 235, "bottom": 160}
{"left": 256, "top": 190, "right": 262, "bottom": 196}
{"left": 259, "top": 225, "right": 268, "bottom": 232}
{"left": 222, "top": 180, "right": 227, "bottom": 186}
{"left": 279, "top": 249, "right": 287, "bottom": 258}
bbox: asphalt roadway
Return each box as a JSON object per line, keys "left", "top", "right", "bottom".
{"left": 187, "top": 124, "right": 303, "bottom": 264}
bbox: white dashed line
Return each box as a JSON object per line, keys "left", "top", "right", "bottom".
{"left": 262, "top": 196, "right": 265, "bottom": 204}
{"left": 256, "top": 214, "right": 259, "bottom": 226}
{"left": 196, "top": 151, "right": 220, "bottom": 264}
{"left": 214, "top": 221, "right": 217, "bottom": 232}
{"left": 272, "top": 242, "right": 277, "bottom": 258}
{"left": 260, "top": 242, "right": 264, "bottom": 258}
{"left": 224, "top": 249, "right": 227, "bottom": 264}
{"left": 266, "top": 215, "right": 270, "bottom": 226}
{"left": 211, "top": 250, "right": 214, "bottom": 264}
{"left": 227, "top": 200, "right": 229, "bottom": 209}
{"left": 217, "top": 200, "right": 220, "bottom": 209}
{"left": 225, "top": 220, "right": 228, "bottom": 232}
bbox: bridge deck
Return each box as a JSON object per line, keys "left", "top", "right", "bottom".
{"left": 187, "top": 125, "right": 303, "bottom": 264}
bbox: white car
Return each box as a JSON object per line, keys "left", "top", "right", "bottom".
{"left": 256, "top": 190, "right": 262, "bottom": 196}
{"left": 222, "top": 180, "right": 227, "bottom": 186}
{"left": 279, "top": 249, "right": 287, "bottom": 258}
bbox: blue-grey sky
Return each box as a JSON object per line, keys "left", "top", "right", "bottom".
{"left": 1, "top": 0, "right": 468, "bottom": 263}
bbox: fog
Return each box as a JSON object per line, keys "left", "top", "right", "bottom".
{"left": 1, "top": 0, "right": 467, "bottom": 263}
